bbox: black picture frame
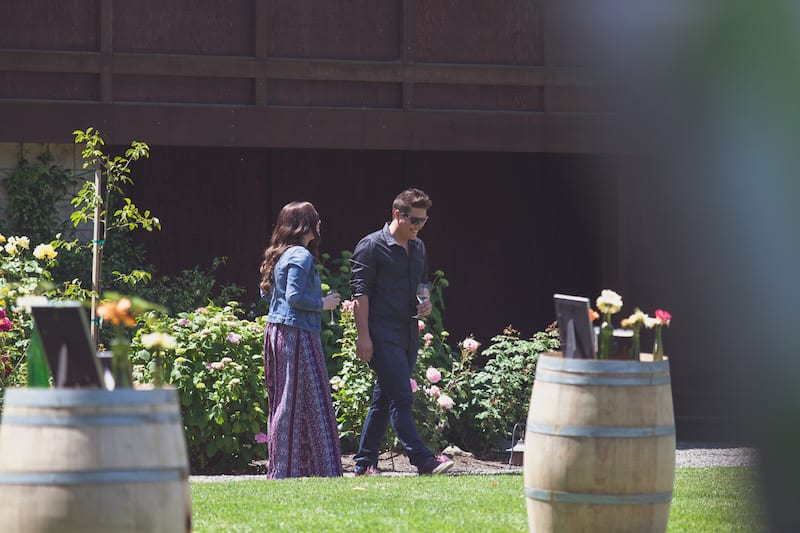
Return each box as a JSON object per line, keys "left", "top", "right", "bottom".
{"left": 30, "top": 301, "right": 103, "bottom": 388}
{"left": 553, "top": 294, "right": 596, "bottom": 359}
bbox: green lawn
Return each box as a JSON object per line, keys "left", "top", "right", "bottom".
{"left": 190, "top": 467, "right": 765, "bottom": 532}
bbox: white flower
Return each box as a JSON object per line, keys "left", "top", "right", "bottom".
{"left": 596, "top": 289, "right": 623, "bottom": 315}
{"left": 621, "top": 309, "right": 648, "bottom": 328}
{"left": 15, "top": 295, "right": 49, "bottom": 313}
{"left": 9, "top": 236, "right": 29, "bottom": 250}
{"left": 33, "top": 243, "right": 57, "bottom": 260}
{"left": 141, "top": 332, "right": 177, "bottom": 350}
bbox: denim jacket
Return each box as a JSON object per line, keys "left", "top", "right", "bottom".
{"left": 266, "top": 246, "right": 323, "bottom": 333}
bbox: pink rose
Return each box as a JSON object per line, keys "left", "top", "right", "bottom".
{"left": 424, "top": 333, "right": 433, "bottom": 341}
{"left": 437, "top": 394, "right": 454, "bottom": 410}
{"left": 428, "top": 385, "right": 441, "bottom": 398}
{"left": 426, "top": 367, "right": 441, "bottom": 384}
{"left": 226, "top": 332, "right": 241, "bottom": 344}
{"left": 0, "top": 318, "right": 12, "bottom": 332}
{"left": 461, "top": 338, "right": 481, "bottom": 352}
{"left": 409, "top": 378, "right": 419, "bottom": 392}
{"left": 418, "top": 320, "right": 425, "bottom": 332}
{"left": 655, "top": 309, "right": 672, "bottom": 325}
{"left": 255, "top": 432, "right": 268, "bottom": 444}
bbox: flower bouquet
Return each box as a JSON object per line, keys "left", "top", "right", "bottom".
{"left": 593, "top": 289, "right": 672, "bottom": 361}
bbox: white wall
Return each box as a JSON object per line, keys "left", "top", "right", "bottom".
{"left": 0, "top": 142, "right": 92, "bottom": 240}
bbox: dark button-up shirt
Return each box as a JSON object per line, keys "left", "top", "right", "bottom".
{"left": 350, "top": 223, "right": 428, "bottom": 349}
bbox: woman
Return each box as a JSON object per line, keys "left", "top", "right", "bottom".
{"left": 259, "top": 201, "right": 343, "bottom": 478}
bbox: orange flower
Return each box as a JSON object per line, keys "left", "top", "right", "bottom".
{"left": 97, "top": 298, "right": 136, "bottom": 327}
{"left": 589, "top": 308, "right": 600, "bottom": 322}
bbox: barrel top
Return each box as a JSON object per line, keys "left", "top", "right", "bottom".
{"left": 3, "top": 387, "right": 179, "bottom": 407}
{"left": 538, "top": 354, "right": 670, "bottom": 374}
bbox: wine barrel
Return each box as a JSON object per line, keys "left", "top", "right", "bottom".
{"left": 524, "top": 353, "right": 675, "bottom": 533}
{"left": 0, "top": 388, "right": 191, "bottom": 533}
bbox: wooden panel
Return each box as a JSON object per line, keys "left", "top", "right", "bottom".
{"left": 267, "top": 149, "right": 403, "bottom": 255}
{"left": 130, "top": 146, "right": 272, "bottom": 297}
{"left": 0, "top": 1, "right": 99, "bottom": 51}
{"left": 543, "top": 0, "right": 599, "bottom": 67}
{"left": 547, "top": 86, "right": 606, "bottom": 113}
{"left": 0, "top": 101, "right": 614, "bottom": 153}
{"left": 416, "top": 0, "right": 543, "bottom": 65}
{"left": 413, "top": 83, "right": 543, "bottom": 112}
{"left": 0, "top": 50, "right": 594, "bottom": 88}
{"left": 267, "top": 0, "right": 401, "bottom": 60}
{"left": 403, "top": 151, "right": 605, "bottom": 341}
{"left": 266, "top": 80, "right": 401, "bottom": 108}
{"left": 112, "top": 75, "right": 254, "bottom": 105}
{"left": 0, "top": 72, "right": 98, "bottom": 100}
{"left": 113, "top": 0, "right": 254, "bottom": 55}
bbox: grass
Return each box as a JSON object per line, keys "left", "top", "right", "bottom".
{"left": 190, "top": 467, "right": 765, "bottom": 533}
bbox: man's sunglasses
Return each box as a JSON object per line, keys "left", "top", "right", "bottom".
{"left": 401, "top": 213, "right": 429, "bottom": 226}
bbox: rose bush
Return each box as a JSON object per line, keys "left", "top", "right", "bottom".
{"left": 130, "top": 302, "right": 268, "bottom": 473}
{"left": 453, "top": 325, "right": 560, "bottom": 454}
{"left": 0, "top": 232, "right": 81, "bottom": 407}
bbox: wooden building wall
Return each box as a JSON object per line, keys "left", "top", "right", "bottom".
{"left": 0, "top": 0, "right": 610, "bottom": 152}
{"left": 0, "top": 2, "right": 734, "bottom": 441}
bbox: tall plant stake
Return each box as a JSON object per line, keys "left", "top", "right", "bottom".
{"left": 91, "top": 168, "right": 103, "bottom": 346}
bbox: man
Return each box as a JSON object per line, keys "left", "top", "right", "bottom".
{"left": 349, "top": 188, "right": 454, "bottom": 476}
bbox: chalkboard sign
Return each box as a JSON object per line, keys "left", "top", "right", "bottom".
{"left": 30, "top": 301, "right": 103, "bottom": 388}
{"left": 553, "top": 294, "right": 596, "bottom": 359}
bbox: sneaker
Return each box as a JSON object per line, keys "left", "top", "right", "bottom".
{"left": 417, "top": 455, "right": 454, "bottom": 475}
{"left": 354, "top": 465, "right": 380, "bottom": 476}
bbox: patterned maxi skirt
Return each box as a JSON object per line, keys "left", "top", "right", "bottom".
{"left": 264, "top": 322, "right": 343, "bottom": 479}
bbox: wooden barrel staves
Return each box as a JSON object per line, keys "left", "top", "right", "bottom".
{"left": 0, "top": 388, "right": 192, "bottom": 533}
{"left": 524, "top": 353, "right": 675, "bottom": 533}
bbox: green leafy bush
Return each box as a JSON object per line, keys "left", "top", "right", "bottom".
{"left": 330, "top": 271, "right": 466, "bottom": 454}
{"left": 0, "top": 233, "right": 83, "bottom": 408}
{"left": 454, "top": 325, "right": 560, "bottom": 454}
{"left": 134, "top": 257, "right": 246, "bottom": 315}
{"left": 1, "top": 150, "right": 76, "bottom": 244}
{"left": 130, "top": 303, "right": 268, "bottom": 473}
{"left": 410, "top": 328, "right": 478, "bottom": 452}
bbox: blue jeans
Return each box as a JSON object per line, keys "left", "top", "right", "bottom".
{"left": 354, "top": 339, "right": 434, "bottom": 468}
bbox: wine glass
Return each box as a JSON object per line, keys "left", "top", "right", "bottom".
{"left": 328, "top": 292, "right": 339, "bottom": 326}
{"left": 413, "top": 283, "right": 431, "bottom": 319}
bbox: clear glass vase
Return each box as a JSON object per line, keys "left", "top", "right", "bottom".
{"left": 630, "top": 328, "right": 641, "bottom": 361}
{"left": 653, "top": 326, "right": 664, "bottom": 361}
{"left": 598, "top": 320, "right": 614, "bottom": 360}
{"left": 111, "top": 337, "right": 133, "bottom": 388}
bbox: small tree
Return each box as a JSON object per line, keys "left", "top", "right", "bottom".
{"left": 71, "top": 128, "right": 161, "bottom": 344}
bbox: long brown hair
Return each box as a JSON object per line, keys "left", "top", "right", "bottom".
{"left": 259, "top": 201, "right": 321, "bottom": 295}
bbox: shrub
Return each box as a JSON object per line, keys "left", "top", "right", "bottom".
{"left": 330, "top": 270, "right": 461, "bottom": 454}
{"left": 134, "top": 256, "right": 246, "bottom": 315}
{"left": 453, "top": 325, "right": 560, "bottom": 454}
{"left": 411, "top": 328, "right": 478, "bottom": 452}
{"left": 1, "top": 150, "right": 76, "bottom": 244}
{"left": 130, "top": 303, "right": 268, "bottom": 473}
{"left": 0, "top": 233, "right": 83, "bottom": 408}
